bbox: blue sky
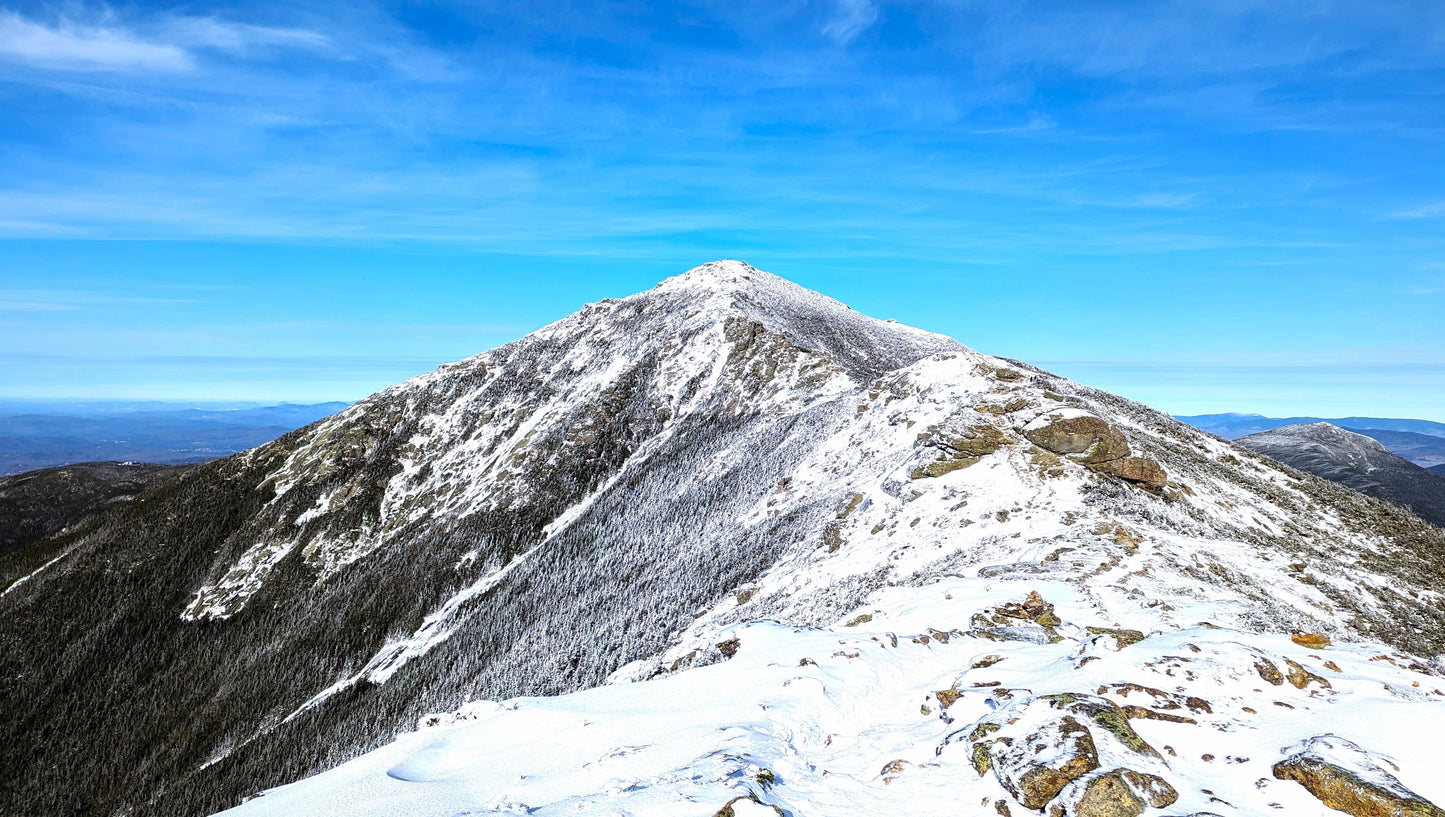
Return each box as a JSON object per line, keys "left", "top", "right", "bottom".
{"left": 0, "top": 1, "right": 1442, "bottom": 419}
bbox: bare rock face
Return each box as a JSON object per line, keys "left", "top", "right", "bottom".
{"left": 1093, "top": 457, "right": 1168, "bottom": 490}
{"left": 1023, "top": 410, "right": 1166, "bottom": 488}
{"left": 1119, "top": 769, "right": 1179, "bottom": 808}
{"left": 1054, "top": 770, "right": 1145, "bottom": 817}
{"left": 994, "top": 715, "right": 1101, "bottom": 809}
{"left": 1024, "top": 411, "right": 1131, "bottom": 465}
{"left": 1048, "top": 768, "right": 1178, "bottom": 817}
{"left": 1272, "top": 735, "right": 1444, "bottom": 817}
{"left": 958, "top": 686, "right": 1181, "bottom": 815}
{"left": 714, "top": 796, "right": 785, "bottom": 817}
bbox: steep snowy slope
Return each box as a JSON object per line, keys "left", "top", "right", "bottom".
{"left": 3, "top": 262, "right": 1443, "bottom": 817}
{"left": 1239, "top": 422, "right": 1445, "bottom": 527}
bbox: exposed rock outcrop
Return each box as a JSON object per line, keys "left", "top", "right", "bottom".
{"left": 1024, "top": 411, "right": 1130, "bottom": 465}
{"left": 1023, "top": 410, "right": 1165, "bottom": 488}
{"left": 1273, "top": 735, "right": 1444, "bottom": 817}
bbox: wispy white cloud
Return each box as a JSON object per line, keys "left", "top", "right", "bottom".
{"left": 1390, "top": 202, "right": 1445, "bottom": 219}
{"left": 0, "top": 10, "right": 331, "bottom": 74}
{"left": 821, "top": 0, "right": 877, "bottom": 44}
{"left": 0, "top": 299, "right": 77, "bottom": 312}
{"left": 0, "top": 289, "right": 200, "bottom": 310}
{"left": 0, "top": 11, "right": 191, "bottom": 72}
{"left": 161, "top": 16, "right": 332, "bottom": 55}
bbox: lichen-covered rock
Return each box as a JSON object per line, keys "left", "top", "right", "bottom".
{"left": 1086, "top": 627, "right": 1147, "bottom": 649}
{"left": 879, "top": 758, "right": 910, "bottom": 783}
{"left": 714, "top": 796, "right": 786, "bottom": 817}
{"left": 1284, "top": 657, "right": 1332, "bottom": 690}
{"left": 1042, "top": 694, "right": 1162, "bottom": 758}
{"left": 1272, "top": 735, "right": 1445, "bottom": 817}
{"left": 971, "top": 590, "right": 1065, "bottom": 642}
{"left": 1092, "top": 456, "right": 1168, "bottom": 490}
{"left": 951, "top": 687, "right": 1183, "bottom": 814}
{"left": 1049, "top": 770, "right": 1145, "bottom": 817}
{"left": 1024, "top": 411, "right": 1131, "bottom": 465}
{"left": 1048, "top": 767, "right": 1179, "bottom": 817}
{"left": 1120, "top": 769, "right": 1179, "bottom": 808}
{"left": 912, "top": 424, "right": 1009, "bottom": 478}
{"left": 992, "top": 715, "right": 1100, "bottom": 809}
{"left": 1254, "top": 656, "right": 1286, "bottom": 685}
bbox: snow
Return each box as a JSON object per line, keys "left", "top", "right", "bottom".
{"left": 1022, "top": 405, "right": 1097, "bottom": 431}
{"left": 284, "top": 544, "right": 545, "bottom": 721}
{"left": 192, "top": 261, "right": 1445, "bottom": 816}
{"left": 221, "top": 583, "right": 1445, "bottom": 817}
{"left": 0, "top": 551, "right": 69, "bottom": 598}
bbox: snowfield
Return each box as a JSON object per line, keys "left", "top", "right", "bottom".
{"left": 223, "top": 585, "right": 1444, "bottom": 816}
{"left": 216, "top": 262, "right": 1445, "bottom": 817}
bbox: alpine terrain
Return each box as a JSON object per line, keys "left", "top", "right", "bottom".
{"left": 1238, "top": 423, "right": 1445, "bottom": 528}
{"left": 2, "top": 262, "right": 1443, "bottom": 817}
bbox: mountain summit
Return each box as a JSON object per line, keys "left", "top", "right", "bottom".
{"left": 1238, "top": 422, "right": 1445, "bottom": 527}
{"left": 3, "top": 262, "right": 1443, "bottom": 817}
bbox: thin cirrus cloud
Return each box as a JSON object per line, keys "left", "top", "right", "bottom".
{"left": 0, "top": 11, "right": 191, "bottom": 72}
{"left": 0, "top": 0, "right": 1440, "bottom": 411}
{"left": 1391, "top": 202, "right": 1445, "bottom": 220}
{"left": 0, "top": 9, "right": 331, "bottom": 73}
{"left": 821, "top": 0, "right": 879, "bottom": 44}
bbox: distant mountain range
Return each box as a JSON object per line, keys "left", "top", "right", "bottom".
{"left": 1178, "top": 413, "right": 1445, "bottom": 468}
{"left": 0, "top": 402, "right": 348, "bottom": 476}
{"left": 1236, "top": 423, "right": 1445, "bottom": 528}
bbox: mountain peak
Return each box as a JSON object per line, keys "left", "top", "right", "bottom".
{"left": 7, "top": 262, "right": 1445, "bottom": 817}
{"left": 657, "top": 259, "right": 763, "bottom": 290}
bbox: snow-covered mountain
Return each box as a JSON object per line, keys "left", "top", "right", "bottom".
{"left": 1238, "top": 422, "right": 1445, "bottom": 528}
{"left": 2, "top": 262, "right": 1443, "bottom": 817}
{"left": 1178, "top": 413, "right": 1445, "bottom": 443}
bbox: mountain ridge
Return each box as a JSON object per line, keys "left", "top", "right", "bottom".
{"left": 1179, "top": 412, "right": 1445, "bottom": 443}
{"left": 1237, "top": 422, "right": 1445, "bottom": 528}
{"left": 2, "top": 261, "right": 1443, "bottom": 817}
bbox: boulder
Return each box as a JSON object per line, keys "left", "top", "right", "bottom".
{"left": 1024, "top": 411, "right": 1131, "bottom": 465}
{"left": 1048, "top": 768, "right": 1178, "bottom": 817}
{"left": 971, "top": 590, "right": 1065, "bottom": 642}
{"left": 953, "top": 691, "right": 1179, "bottom": 814}
{"left": 1055, "top": 770, "right": 1145, "bottom": 817}
{"left": 1273, "top": 735, "right": 1444, "bottom": 817}
{"left": 715, "top": 796, "right": 786, "bottom": 817}
{"left": 912, "top": 424, "right": 1009, "bottom": 478}
{"left": 992, "top": 715, "right": 1100, "bottom": 809}
{"left": 1042, "top": 694, "right": 1162, "bottom": 758}
{"left": 1284, "top": 658, "right": 1332, "bottom": 690}
{"left": 1120, "top": 769, "right": 1179, "bottom": 808}
{"left": 1093, "top": 456, "right": 1168, "bottom": 490}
